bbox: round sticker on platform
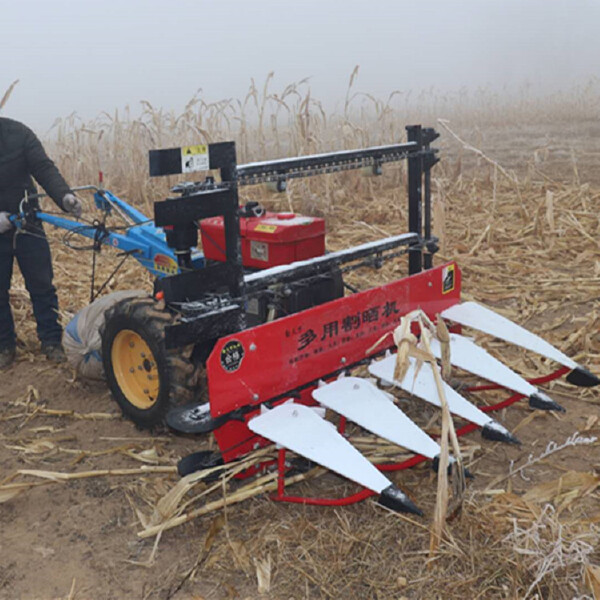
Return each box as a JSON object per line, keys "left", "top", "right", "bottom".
{"left": 220, "top": 340, "right": 245, "bottom": 372}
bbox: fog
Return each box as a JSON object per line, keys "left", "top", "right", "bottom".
{"left": 1, "top": 0, "right": 599, "bottom": 133}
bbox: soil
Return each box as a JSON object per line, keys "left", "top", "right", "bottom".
{"left": 1, "top": 358, "right": 598, "bottom": 600}
{"left": 1, "top": 120, "right": 599, "bottom": 600}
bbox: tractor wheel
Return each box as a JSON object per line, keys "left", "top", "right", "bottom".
{"left": 101, "top": 297, "right": 202, "bottom": 429}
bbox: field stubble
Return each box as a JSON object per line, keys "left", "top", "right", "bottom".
{"left": 0, "top": 77, "right": 599, "bottom": 599}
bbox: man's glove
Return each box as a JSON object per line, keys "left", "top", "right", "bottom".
{"left": 0, "top": 212, "right": 13, "bottom": 234}
{"left": 62, "top": 193, "right": 83, "bottom": 218}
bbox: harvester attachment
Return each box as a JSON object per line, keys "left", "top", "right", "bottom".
{"left": 98, "top": 128, "right": 599, "bottom": 518}
{"left": 248, "top": 401, "right": 423, "bottom": 515}
{"left": 441, "top": 302, "right": 600, "bottom": 388}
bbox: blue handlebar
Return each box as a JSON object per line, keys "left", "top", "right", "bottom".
{"left": 11, "top": 189, "right": 204, "bottom": 278}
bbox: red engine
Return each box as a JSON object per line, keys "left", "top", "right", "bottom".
{"left": 200, "top": 208, "right": 325, "bottom": 269}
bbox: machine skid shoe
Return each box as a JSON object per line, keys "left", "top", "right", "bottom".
{"left": 167, "top": 403, "right": 229, "bottom": 434}
{"left": 177, "top": 450, "right": 224, "bottom": 479}
{"left": 566, "top": 366, "right": 600, "bottom": 388}
{"left": 378, "top": 485, "right": 423, "bottom": 516}
{"left": 481, "top": 422, "right": 521, "bottom": 445}
{"left": 528, "top": 393, "right": 565, "bottom": 412}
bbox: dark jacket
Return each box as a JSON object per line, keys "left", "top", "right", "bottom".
{"left": 0, "top": 117, "right": 70, "bottom": 215}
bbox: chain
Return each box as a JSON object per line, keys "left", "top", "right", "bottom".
{"left": 237, "top": 152, "right": 411, "bottom": 187}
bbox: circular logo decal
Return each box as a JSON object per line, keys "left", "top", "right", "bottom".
{"left": 220, "top": 340, "right": 244, "bottom": 372}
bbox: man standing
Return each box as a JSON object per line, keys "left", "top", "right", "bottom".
{"left": 0, "top": 117, "right": 82, "bottom": 369}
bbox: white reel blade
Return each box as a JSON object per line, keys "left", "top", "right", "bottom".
{"left": 441, "top": 302, "right": 576, "bottom": 368}
{"left": 369, "top": 355, "right": 488, "bottom": 426}
{"left": 312, "top": 377, "right": 441, "bottom": 460}
{"left": 248, "top": 402, "right": 422, "bottom": 514}
{"left": 441, "top": 301, "right": 599, "bottom": 388}
{"left": 429, "top": 334, "right": 564, "bottom": 412}
{"left": 249, "top": 402, "right": 389, "bottom": 493}
{"left": 368, "top": 355, "right": 519, "bottom": 444}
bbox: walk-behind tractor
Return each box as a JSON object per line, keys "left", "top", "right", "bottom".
{"left": 13, "top": 126, "right": 599, "bottom": 515}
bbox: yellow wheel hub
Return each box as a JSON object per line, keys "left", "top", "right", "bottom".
{"left": 111, "top": 329, "right": 160, "bottom": 410}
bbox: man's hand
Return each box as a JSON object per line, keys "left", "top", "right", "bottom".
{"left": 62, "top": 193, "right": 83, "bottom": 218}
{"left": 0, "top": 212, "right": 13, "bottom": 234}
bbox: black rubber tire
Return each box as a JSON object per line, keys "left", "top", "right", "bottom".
{"left": 101, "top": 297, "right": 202, "bottom": 429}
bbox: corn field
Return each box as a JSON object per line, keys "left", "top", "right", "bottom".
{"left": 0, "top": 75, "right": 599, "bottom": 599}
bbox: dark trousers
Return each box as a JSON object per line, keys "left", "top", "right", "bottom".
{"left": 0, "top": 230, "right": 62, "bottom": 350}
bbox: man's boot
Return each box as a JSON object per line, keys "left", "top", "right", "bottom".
{"left": 42, "top": 343, "right": 67, "bottom": 363}
{"left": 0, "top": 347, "right": 16, "bottom": 369}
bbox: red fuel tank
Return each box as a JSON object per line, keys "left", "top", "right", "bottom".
{"left": 200, "top": 211, "right": 326, "bottom": 269}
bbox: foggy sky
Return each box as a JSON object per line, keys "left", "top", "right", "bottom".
{"left": 1, "top": 0, "right": 599, "bottom": 133}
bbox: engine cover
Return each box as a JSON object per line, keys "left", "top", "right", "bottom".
{"left": 200, "top": 211, "right": 325, "bottom": 269}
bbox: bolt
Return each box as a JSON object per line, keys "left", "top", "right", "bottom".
{"left": 341, "top": 357, "right": 347, "bottom": 364}
{"left": 253, "top": 393, "right": 259, "bottom": 401}
{"left": 249, "top": 343, "right": 256, "bottom": 351}
{"left": 129, "top": 367, "right": 135, "bottom": 373}
{"left": 129, "top": 341, "right": 135, "bottom": 348}
{"left": 147, "top": 375, "right": 153, "bottom": 380}
{"left": 141, "top": 352, "right": 146, "bottom": 358}
{"left": 143, "top": 389, "right": 149, "bottom": 394}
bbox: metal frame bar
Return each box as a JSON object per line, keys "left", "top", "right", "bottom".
{"left": 243, "top": 233, "right": 418, "bottom": 292}
{"left": 153, "top": 141, "right": 246, "bottom": 309}
{"left": 406, "top": 125, "right": 423, "bottom": 275}
{"left": 154, "top": 128, "right": 439, "bottom": 306}
{"left": 236, "top": 142, "right": 418, "bottom": 185}
{"left": 148, "top": 131, "right": 439, "bottom": 284}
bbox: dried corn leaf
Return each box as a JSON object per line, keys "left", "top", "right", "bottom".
{"left": 149, "top": 473, "right": 201, "bottom": 527}
{"left": 204, "top": 514, "right": 225, "bottom": 552}
{"left": 229, "top": 540, "right": 252, "bottom": 574}
{"left": 0, "top": 487, "right": 25, "bottom": 503}
{"left": 125, "top": 448, "right": 167, "bottom": 464}
{"left": 522, "top": 471, "right": 600, "bottom": 509}
{"left": 13, "top": 385, "right": 40, "bottom": 407}
{"left": 513, "top": 410, "right": 546, "bottom": 433}
{"left": 6, "top": 441, "right": 55, "bottom": 455}
{"left": 0, "top": 481, "right": 49, "bottom": 503}
{"left": 255, "top": 554, "right": 272, "bottom": 594}
{"left": 586, "top": 564, "right": 600, "bottom": 599}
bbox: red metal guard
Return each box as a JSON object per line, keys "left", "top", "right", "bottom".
{"left": 212, "top": 263, "right": 462, "bottom": 463}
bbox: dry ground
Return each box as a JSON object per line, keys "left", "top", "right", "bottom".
{"left": 1, "top": 118, "right": 599, "bottom": 600}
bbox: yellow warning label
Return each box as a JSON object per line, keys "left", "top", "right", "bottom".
{"left": 442, "top": 264, "right": 455, "bottom": 294}
{"left": 182, "top": 144, "right": 208, "bottom": 155}
{"left": 254, "top": 224, "right": 277, "bottom": 234}
{"left": 153, "top": 253, "right": 178, "bottom": 275}
{"left": 181, "top": 145, "right": 209, "bottom": 173}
